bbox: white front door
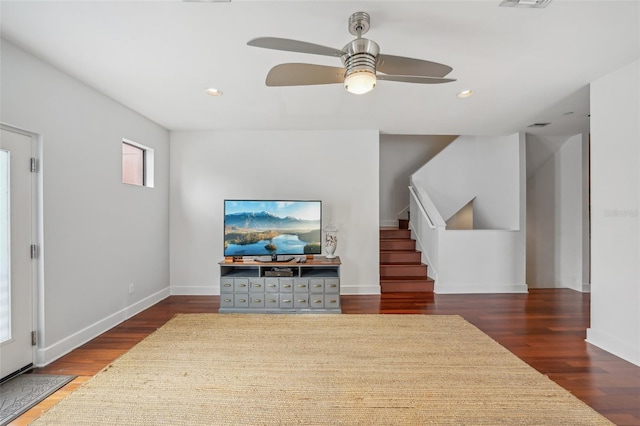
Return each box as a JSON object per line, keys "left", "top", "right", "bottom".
{"left": 0, "top": 127, "right": 36, "bottom": 380}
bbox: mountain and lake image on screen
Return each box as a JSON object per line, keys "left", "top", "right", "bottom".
{"left": 224, "top": 200, "right": 322, "bottom": 256}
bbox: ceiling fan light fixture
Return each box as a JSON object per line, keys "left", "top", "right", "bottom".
{"left": 344, "top": 69, "right": 376, "bottom": 95}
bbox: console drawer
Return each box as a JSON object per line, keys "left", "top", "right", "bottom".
{"left": 325, "top": 295, "right": 340, "bottom": 309}
{"left": 294, "top": 295, "right": 309, "bottom": 308}
{"left": 220, "top": 278, "right": 234, "bottom": 293}
{"left": 265, "top": 296, "right": 279, "bottom": 308}
{"left": 234, "top": 293, "right": 249, "bottom": 308}
{"left": 279, "top": 279, "right": 294, "bottom": 293}
{"left": 220, "top": 296, "right": 234, "bottom": 307}
{"left": 279, "top": 294, "right": 294, "bottom": 309}
{"left": 234, "top": 279, "right": 249, "bottom": 292}
{"left": 265, "top": 278, "right": 279, "bottom": 293}
{"left": 310, "top": 296, "right": 325, "bottom": 308}
{"left": 325, "top": 279, "right": 339, "bottom": 294}
{"left": 250, "top": 294, "right": 265, "bottom": 308}
{"left": 250, "top": 279, "right": 265, "bottom": 292}
{"left": 294, "top": 280, "right": 309, "bottom": 293}
{"left": 309, "top": 279, "right": 324, "bottom": 293}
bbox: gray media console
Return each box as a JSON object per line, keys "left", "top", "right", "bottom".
{"left": 218, "top": 256, "right": 341, "bottom": 313}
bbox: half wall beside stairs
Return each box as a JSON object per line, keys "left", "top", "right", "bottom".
{"left": 409, "top": 133, "right": 528, "bottom": 294}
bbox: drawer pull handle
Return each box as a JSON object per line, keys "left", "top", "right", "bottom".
{"left": 239, "top": 299, "right": 247, "bottom": 303}
{"left": 223, "top": 283, "right": 232, "bottom": 287}
{"left": 283, "top": 284, "right": 291, "bottom": 288}
{"left": 239, "top": 284, "right": 247, "bottom": 288}
{"left": 253, "top": 299, "right": 262, "bottom": 303}
{"left": 314, "top": 284, "right": 322, "bottom": 288}
{"left": 268, "top": 284, "right": 277, "bottom": 288}
{"left": 268, "top": 299, "right": 277, "bottom": 303}
{"left": 283, "top": 299, "right": 292, "bottom": 303}
{"left": 328, "top": 284, "right": 337, "bottom": 288}
{"left": 254, "top": 284, "right": 262, "bottom": 288}
{"left": 329, "top": 299, "right": 337, "bottom": 303}
{"left": 298, "top": 284, "right": 306, "bottom": 288}
{"left": 313, "top": 299, "right": 322, "bottom": 303}
{"left": 224, "top": 299, "right": 232, "bottom": 302}
{"left": 298, "top": 299, "right": 307, "bottom": 303}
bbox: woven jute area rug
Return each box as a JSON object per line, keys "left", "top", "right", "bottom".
{"left": 33, "top": 314, "right": 611, "bottom": 425}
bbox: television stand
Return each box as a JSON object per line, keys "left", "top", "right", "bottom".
{"left": 218, "top": 256, "right": 341, "bottom": 314}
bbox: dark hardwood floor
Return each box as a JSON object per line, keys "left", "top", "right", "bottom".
{"left": 12, "top": 290, "right": 640, "bottom": 425}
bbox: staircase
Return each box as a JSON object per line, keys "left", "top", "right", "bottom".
{"left": 380, "top": 221, "right": 434, "bottom": 292}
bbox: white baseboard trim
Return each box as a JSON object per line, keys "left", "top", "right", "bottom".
{"left": 340, "top": 284, "right": 381, "bottom": 295}
{"left": 35, "top": 287, "right": 170, "bottom": 367}
{"left": 170, "top": 285, "right": 218, "bottom": 295}
{"left": 380, "top": 220, "right": 399, "bottom": 228}
{"left": 434, "top": 283, "right": 528, "bottom": 294}
{"left": 586, "top": 328, "right": 640, "bottom": 367}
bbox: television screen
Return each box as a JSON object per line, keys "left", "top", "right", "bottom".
{"left": 224, "top": 200, "right": 322, "bottom": 257}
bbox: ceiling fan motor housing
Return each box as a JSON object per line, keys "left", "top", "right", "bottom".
{"left": 342, "top": 38, "right": 379, "bottom": 78}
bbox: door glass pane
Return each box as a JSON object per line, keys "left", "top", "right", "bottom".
{"left": 0, "top": 150, "right": 10, "bottom": 343}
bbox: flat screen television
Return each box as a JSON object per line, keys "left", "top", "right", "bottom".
{"left": 224, "top": 200, "right": 322, "bottom": 258}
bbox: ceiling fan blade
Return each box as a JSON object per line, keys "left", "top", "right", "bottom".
{"left": 377, "top": 54, "right": 453, "bottom": 78}
{"left": 377, "top": 74, "right": 457, "bottom": 84}
{"left": 266, "top": 63, "right": 346, "bottom": 87}
{"left": 248, "top": 37, "right": 346, "bottom": 58}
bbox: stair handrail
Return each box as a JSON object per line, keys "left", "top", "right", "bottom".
{"left": 408, "top": 183, "right": 446, "bottom": 229}
{"left": 408, "top": 186, "right": 435, "bottom": 229}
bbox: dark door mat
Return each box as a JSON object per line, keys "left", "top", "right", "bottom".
{"left": 0, "top": 374, "right": 75, "bottom": 425}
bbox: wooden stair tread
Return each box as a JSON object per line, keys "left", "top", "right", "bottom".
{"left": 379, "top": 226, "right": 432, "bottom": 293}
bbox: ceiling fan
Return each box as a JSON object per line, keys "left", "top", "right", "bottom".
{"left": 247, "top": 12, "right": 456, "bottom": 95}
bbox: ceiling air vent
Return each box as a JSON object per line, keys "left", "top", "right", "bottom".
{"left": 528, "top": 122, "right": 551, "bottom": 128}
{"left": 499, "top": 0, "right": 552, "bottom": 8}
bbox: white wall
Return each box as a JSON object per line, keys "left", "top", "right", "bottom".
{"left": 413, "top": 135, "right": 521, "bottom": 229}
{"left": 411, "top": 133, "right": 527, "bottom": 293}
{"left": 1, "top": 40, "right": 170, "bottom": 365}
{"left": 526, "top": 134, "right": 590, "bottom": 291}
{"left": 588, "top": 59, "right": 640, "bottom": 366}
{"left": 472, "top": 135, "right": 521, "bottom": 230}
{"left": 170, "top": 130, "right": 380, "bottom": 295}
{"left": 412, "top": 136, "right": 477, "bottom": 222}
{"left": 379, "top": 135, "right": 454, "bottom": 227}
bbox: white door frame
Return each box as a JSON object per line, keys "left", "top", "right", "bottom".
{"left": 0, "top": 123, "right": 42, "bottom": 372}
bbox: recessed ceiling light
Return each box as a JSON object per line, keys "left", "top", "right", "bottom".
{"left": 457, "top": 90, "right": 474, "bottom": 98}
{"left": 499, "top": 0, "right": 552, "bottom": 8}
{"left": 206, "top": 88, "right": 223, "bottom": 97}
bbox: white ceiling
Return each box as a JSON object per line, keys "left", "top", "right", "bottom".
{"left": 1, "top": 1, "right": 638, "bottom": 136}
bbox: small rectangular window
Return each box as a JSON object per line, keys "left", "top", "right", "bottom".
{"left": 122, "top": 139, "right": 154, "bottom": 187}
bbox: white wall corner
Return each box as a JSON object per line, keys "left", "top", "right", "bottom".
{"left": 586, "top": 327, "right": 640, "bottom": 367}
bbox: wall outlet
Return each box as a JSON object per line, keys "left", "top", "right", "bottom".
{"left": 129, "top": 283, "right": 135, "bottom": 294}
